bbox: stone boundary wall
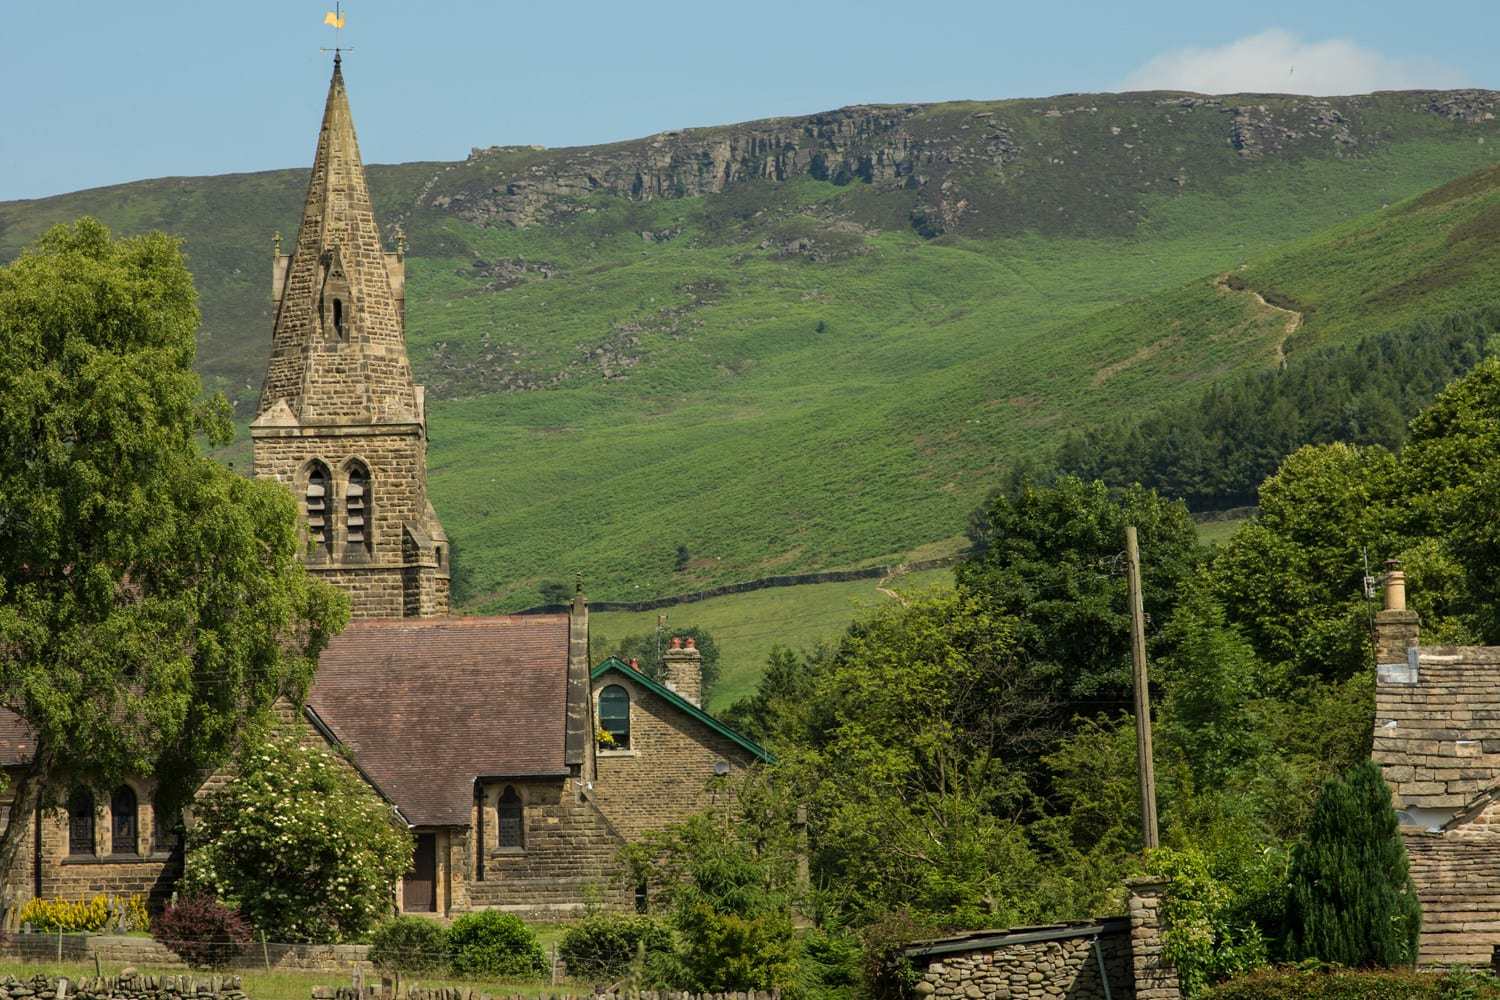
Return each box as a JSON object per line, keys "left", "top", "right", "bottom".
{"left": 899, "top": 879, "right": 1180, "bottom": 1000}
{"left": 328, "top": 990, "right": 779, "bottom": 1000}
{"left": 0, "top": 973, "right": 246, "bottom": 1000}
{"left": 517, "top": 556, "right": 961, "bottom": 615}
{"left": 905, "top": 921, "right": 1133, "bottom": 1000}
{"left": 0, "top": 935, "right": 369, "bottom": 973}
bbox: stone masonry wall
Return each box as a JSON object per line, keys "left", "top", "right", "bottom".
{"left": 0, "top": 936, "right": 370, "bottom": 973}
{"left": 591, "top": 674, "right": 761, "bottom": 841}
{"left": 251, "top": 427, "right": 447, "bottom": 619}
{"left": 333, "top": 988, "right": 779, "bottom": 1000}
{"left": 911, "top": 929, "right": 1133, "bottom": 1000}
{"left": 0, "top": 973, "right": 248, "bottom": 1000}
{"left": 466, "top": 777, "right": 630, "bottom": 917}
{"left": 1128, "top": 878, "right": 1180, "bottom": 1000}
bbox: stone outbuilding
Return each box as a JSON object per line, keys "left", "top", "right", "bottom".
{"left": 1372, "top": 561, "right": 1500, "bottom": 965}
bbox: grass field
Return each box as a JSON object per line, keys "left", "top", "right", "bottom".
{"left": 0, "top": 958, "right": 569, "bottom": 1000}
{"left": 7, "top": 89, "right": 1500, "bottom": 613}
{"left": 596, "top": 566, "right": 956, "bottom": 712}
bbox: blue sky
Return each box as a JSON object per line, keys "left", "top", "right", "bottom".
{"left": 1, "top": 0, "right": 1492, "bottom": 202}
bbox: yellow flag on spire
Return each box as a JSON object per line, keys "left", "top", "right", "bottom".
{"left": 323, "top": 10, "right": 345, "bottom": 28}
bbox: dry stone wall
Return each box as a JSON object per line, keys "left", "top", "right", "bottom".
{"left": 0, "top": 973, "right": 247, "bottom": 1000}
{"left": 909, "top": 925, "right": 1132, "bottom": 1000}
{"left": 328, "top": 989, "right": 778, "bottom": 1000}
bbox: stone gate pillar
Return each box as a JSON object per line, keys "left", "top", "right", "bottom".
{"left": 1127, "top": 876, "right": 1181, "bottom": 1000}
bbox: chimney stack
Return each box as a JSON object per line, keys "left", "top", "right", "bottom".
{"left": 662, "top": 636, "right": 703, "bottom": 708}
{"left": 1375, "top": 559, "right": 1420, "bottom": 678}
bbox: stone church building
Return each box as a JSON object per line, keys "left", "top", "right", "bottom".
{"left": 0, "top": 55, "right": 769, "bottom": 921}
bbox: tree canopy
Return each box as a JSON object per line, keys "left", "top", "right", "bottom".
{"left": 0, "top": 219, "right": 346, "bottom": 875}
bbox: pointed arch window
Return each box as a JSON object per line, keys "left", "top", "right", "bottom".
{"left": 599, "top": 685, "right": 630, "bottom": 750}
{"left": 305, "top": 462, "right": 333, "bottom": 557}
{"left": 346, "top": 462, "right": 372, "bottom": 554}
{"left": 498, "top": 786, "right": 524, "bottom": 850}
{"left": 111, "top": 786, "right": 138, "bottom": 855}
{"left": 68, "top": 788, "right": 94, "bottom": 856}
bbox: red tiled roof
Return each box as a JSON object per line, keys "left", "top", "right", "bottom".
{"left": 307, "top": 614, "right": 572, "bottom": 826}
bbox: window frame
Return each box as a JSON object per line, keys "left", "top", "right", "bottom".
{"left": 497, "top": 785, "right": 524, "bottom": 851}
{"left": 110, "top": 785, "right": 138, "bottom": 856}
{"left": 598, "top": 684, "right": 631, "bottom": 751}
{"left": 344, "top": 460, "right": 373, "bottom": 556}
{"left": 67, "top": 788, "right": 95, "bottom": 857}
{"left": 304, "top": 461, "right": 334, "bottom": 558}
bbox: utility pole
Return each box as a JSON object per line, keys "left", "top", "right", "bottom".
{"left": 1125, "top": 525, "right": 1160, "bottom": 850}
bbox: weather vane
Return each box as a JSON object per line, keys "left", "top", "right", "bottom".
{"left": 320, "top": 2, "right": 351, "bottom": 57}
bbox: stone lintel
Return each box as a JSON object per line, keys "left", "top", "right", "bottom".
{"left": 250, "top": 421, "right": 425, "bottom": 440}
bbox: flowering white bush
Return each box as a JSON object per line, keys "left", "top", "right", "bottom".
{"left": 184, "top": 729, "right": 412, "bottom": 942}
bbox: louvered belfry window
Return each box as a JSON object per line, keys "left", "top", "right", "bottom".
{"left": 347, "top": 464, "right": 372, "bottom": 554}
{"left": 305, "top": 463, "right": 333, "bottom": 556}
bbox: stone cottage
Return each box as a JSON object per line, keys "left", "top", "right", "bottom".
{"left": 1372, "top": 561, "right": 1500, "bottom": 965}
{"left": 0, "top": 53, "right": 771, "bottom": 922}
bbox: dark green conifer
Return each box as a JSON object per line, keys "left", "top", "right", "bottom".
{"left": 1284, "top": 760, "right": 1421, "bottom": 967}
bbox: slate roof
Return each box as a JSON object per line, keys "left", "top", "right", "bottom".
{"left": 1374, "top": 645, "right": 1500, "bottom": 810}
{"left": 307, "top": 615, "right": 573, "bottom": 826}
{"left": 0, "top": 712, "right": 33, "bottom": 768}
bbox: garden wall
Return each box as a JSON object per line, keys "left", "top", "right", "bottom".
{"left": 0, "top": 934, "right": 370, "bottom": 973}
{"left": 326, "top": 989, "right": 780, "bottom": 1000}
{"left": 896, "top": 878, "right": 1179, "bottom": 1000}
{"left": 0, "top": 973, "right": 248, "bottom": 1000}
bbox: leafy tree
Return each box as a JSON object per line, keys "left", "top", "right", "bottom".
{"left": 184, "top": 729, "right": 412, "bottom": 942}
{"left": 957, "top": 476, "right": 1202, "bottom": 722}
{"left": 1146, "top": 848, "right": 1274, "bottom": 998}
{"left": 721, "top": 645, "right": 818, "bottom": 745}
{"left": 538, "top": 580, "right": 573, "bottom": 606}
{"left": 0, "top": 219, "right": 345, "bottom": 881}
{"left": 1283, "top": 760, "right": 1421, "bottom": 968}
{"left": 623, "top": 778, "right": 802, "bottom": 993}
{"left": 675, "top": 544, "right": 692, "bottom": 571}
{"left": 1210, "top": 443, "right": 1408, "bottom": 684}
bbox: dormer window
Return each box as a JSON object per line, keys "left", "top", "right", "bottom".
{"left": 305, "top": 462, "right": 333, "bottom": 558}
{"left": 346, "top": 462, "right": 372, "bottom": 555}
{"left": 320, "top": 245, "right": 352, "bottom": 342}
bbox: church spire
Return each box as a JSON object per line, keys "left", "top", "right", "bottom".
{"left": 251, "top": 55, "right": 450, "bottom": 620}
{"left": 257, "top": 56, "right": 415, "bottom": 425}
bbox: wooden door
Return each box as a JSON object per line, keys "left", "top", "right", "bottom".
{"left": 404, "top": 832, "right": 437, "bottom": 912}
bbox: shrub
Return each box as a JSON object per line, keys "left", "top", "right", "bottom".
{"left": 1204, "top": 966, "right": 1492, "bottom": 1000}
{"left": 559, "top": 913, "right": 672, "bottom": 983}
{"left": 1284, "top": 761, "right": 1422, "bottom": 967}
{"left": 184, "top": 730, "right": 413, "bottom": 942}
{"left": 19, "top": 894, "right": 149, "bottom": 933}
{"left": 152, "top": 896, "right": 252, "bottom": 969}
{"left": 447, "top": 911, "right": 546, "bottom": 979}
{"left": 369, "top": 917, "right": 450, "bottom": 975}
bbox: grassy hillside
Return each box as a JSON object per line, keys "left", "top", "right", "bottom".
{"left": 5, "top": 89, "right": 1500, "bottom": 611}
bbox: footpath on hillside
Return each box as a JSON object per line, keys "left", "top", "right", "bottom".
{"left": 1215, "top": 273, "right": 1304, "bottom": 368}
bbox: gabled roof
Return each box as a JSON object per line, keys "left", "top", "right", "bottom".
{"left": 590, "top": 657, "right": 774, "bottom": 763}
{"left": 1375, "top": 644, "right": 1500, "bottom": 810}
{"left": 308, "top": 615, "right": 573, "bottom": 826}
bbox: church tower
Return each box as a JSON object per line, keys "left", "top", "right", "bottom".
{"left": 251, "top": 54, "right": 450, "bottom": 618}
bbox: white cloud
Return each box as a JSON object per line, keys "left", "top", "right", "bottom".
{"left": 1120, "top": 29, "right": 1467, "bottom": 96}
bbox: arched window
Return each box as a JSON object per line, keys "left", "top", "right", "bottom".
{"left": 498, "top": 786, "right": 524, "bottom": 850}
{"left": 67, "top": 788, "right": 94, "bottom": 857}
{"left": 346, "top": 462, "right": 372, "bottom": 554}
{"left": 305, "top": 462, "right": 333, "bottom": 557}
{"left": 599, "top": 685, "right": 630, "bottom": 750}
{"left": 111, "top": 786, "right": 138, "bottom": 855}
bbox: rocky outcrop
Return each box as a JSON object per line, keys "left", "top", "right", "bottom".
{"left": 432, "top": 106, "right": 1017, "bottom": 235}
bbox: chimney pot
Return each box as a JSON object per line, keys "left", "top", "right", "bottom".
{"left": 628, "top": 658, "right": 639, "bottom": 670}
{"left": 685, "top": 637, "right": 696, "bottom": 650}
{"left": 670, "top": 636, "right": 682, "bottom": 650}
{"left": 1384, "top": 559, "right": 1407, "bottom": 612}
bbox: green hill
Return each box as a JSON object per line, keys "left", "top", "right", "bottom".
{"left": 5, "top": 88, "right": 1500, "bottom": 614}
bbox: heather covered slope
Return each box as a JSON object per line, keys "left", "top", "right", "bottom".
{"left": 4, "top": 89, "right": 1500, "bottom": 608}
